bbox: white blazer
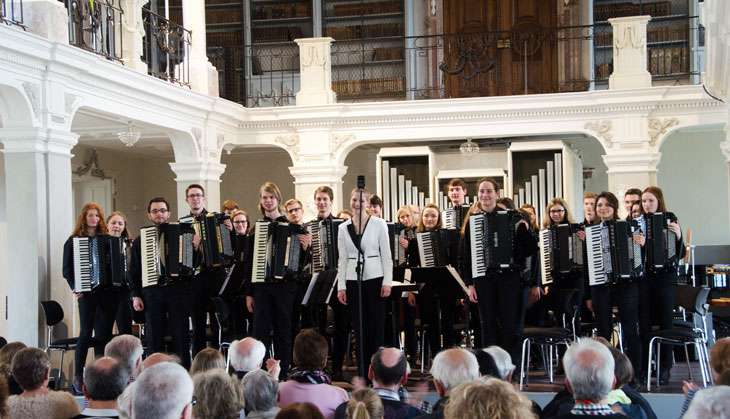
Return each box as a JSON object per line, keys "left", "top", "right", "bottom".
{"left": 336, "top": 217, "right": 393, "bottom": 291}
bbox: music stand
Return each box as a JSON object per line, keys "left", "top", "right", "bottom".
{"left": 301, "top": 271, "right": 337, "bottom": 306}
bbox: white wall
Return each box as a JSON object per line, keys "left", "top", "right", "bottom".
{"left": 0, "top": 148, "right": 6, "bottom": 337}
{"left": 343, "top": 146, "right": 378, "bottom": 210}
{"left": 658, "top": 129, "right": 730, "bottom": 246}
{"left": 565, "top": 137, "right": 609, "bottom": 195}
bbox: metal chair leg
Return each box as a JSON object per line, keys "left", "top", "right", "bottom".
{"left": 684, "top": 344, "right": 693, "bottom": 382}
{"left": 656, "top": 341, "right": 662, "bottom": 389}
{"left": 519, "top": 338, "right": 529, "bottom": 390}
{"left": 548, "top": 344, "right": 554, "bottom": 383}
{"left": 647, "top": 337, "right": 657, "bottom": 391}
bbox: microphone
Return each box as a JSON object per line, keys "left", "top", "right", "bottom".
{"left": 357, "top": 175, "right": 366, "bottom": 189}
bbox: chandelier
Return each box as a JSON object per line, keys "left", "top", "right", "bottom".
{"left": 117, "top": 122, "right": 141, "bottom": 147}
{"left": 459, "top": 138, "right": 480, "bottom": 155}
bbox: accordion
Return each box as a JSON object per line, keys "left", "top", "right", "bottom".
{"left": 191, "top": 212, "right": 234, "bottom": 268}
{"left": 585, "top": 220, "right": 643, "bottom": 286}
{"left": 416, "top": 229, "right": 459, "bottom": 268}
{"left": 442, "top": 205, "right": 470, "bottom": 230}
{"left": 645, "top": 212, "right": 679, "bottom": 271}
{"left": 140, "top": 223, "right": 195, "bottom": 288}
{"left": 251, "top": 221, "right": 304, "bottom": 283}
{"left": 388, "top": 223, "right": 414, "bottom": 266}
{"left": 539, "top": 224, "right": 584, "bottom": 286}
{"left": 72, "top": 235, "right": 128, "bottom": 292}
{"left": 469, "top": 210, "right": 522, "bottom": 277}
{"left": 307, "top": 218, "right": 344, "bottom": 273}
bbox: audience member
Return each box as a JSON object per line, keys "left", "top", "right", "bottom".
{"left": 0, "top": 375, "right": 8, "bottom": 419}
{"left": 190, "top": 348, "right": 226, "bottom": 375}
{"left": 483, "top": 346, "right": 516, "bottom": 382}
{"left": 242, "top": 369, "right": 280, "bottom": 419}
{"left": 680, "top": 337, "right": 730, "bottom": 417}
{"left": 104, "top": 335, "right": 143, "bottom": 382}
{"left": 142, "top": 352, "right": 181, "bottom": 370}
{"left": 132, "top": 362, "right": 193, "bottom": 419}
{"left": 548, "top": 338, "right": 623, "bottom": 419}
{"left": 7, "top": 347, "right": 80, "bottom": 419}
{"left": 192, "top": 369, "right": 243, "bottom": 419}
{"left": 276, "top": 402, "right": 325, "bottom": 419}
{"left": 683, "top": 385, "right": 730, "bottom": 419}
{"left": 230, "top": 337, "right": 267, "bottom": 379}
{"left": 443, "top": 378, "right": 536, "bottom": 419}
{"left": 604, "top": 347, "right": 653, "bottom": 419}
{"left": 415, "top": 348, "right": 480, "bottom": 419}
{"left": 334, "top": 348, "right": 422, "bottom": 419}
{"left": 346, "top": 388, "right": 384, "bottom": 419}
{"left": 278, "top": 329, "right": 348, "bottom": 419}
{"left": 75, "top": 357, "right": 128, "bottom": 418}
{"left": 0, "top": 341, "right": 26, "bottom": 395}
{"left": 470, "top": 349, "right": 500, "bottom": 378}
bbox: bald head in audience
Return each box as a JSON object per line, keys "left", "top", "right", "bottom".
{"left": 142, "top": 353, "right": 181, "bottom": 370}
{"left": 563, "top": 338, "right": 615, "bottom": 403}
{"left": 230, "top": 337, "right": 265, "bottom": 377}
{"left": 430, "top": 348, "right": 480, "bottom": 397}
{"left": 82, "top": 357, "right": 127, "bottom": 411}
{"left": 132, "top": 362, "right": 193, "bottom": 419}
{"left": 369, "top": 347, "right": 408, "bottom": 389}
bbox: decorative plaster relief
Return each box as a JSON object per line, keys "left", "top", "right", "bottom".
{"left": 301, "top": 46, "right": 326, "bottom": 69}
{"left": 191, "top": 127, "right": 204, "bottom": 156}
{"left": 22, "top": 82, "right": 40, "bottom": 118}
{"left": 648, "top": 117, "right": 679, "bottom": 147}
{"left": 614, "top": 26, "right": 645, "bottom": 50}
{"left": 330, "top": 133, "right": 354, "bottom": 158}
{"left": 64, "top": 93, "right": 78, "bottom": 115}
{"left": 275, "top": 133, "right": 300, "bottom": 161}
{"left": 584, "top": 120, "right": 613, "bottom": 148}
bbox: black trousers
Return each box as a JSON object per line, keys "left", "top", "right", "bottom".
{"left": 75, "top": 288, "right": 119, "bottom": 379}
{"left": 252, "top": 282, "right": 298, "bottom": 379}
{"left": 402, "top": 299, "right": 418, "bottom": 359}
{"left": 191, "top": 270, "right": 224, "bottom": 355}
{"left": 591, "top": 282, "right": 641, "bottom": 372}
{"left": 639, "top": 272, "right": 676, "bottom": 376}
{"left": 110, "top": 287, "right": 132, "bottom": 335}
{"left": 346, "top": 278, "right": 385, "bottom": 376}
{"left": 224, "top": 294, "right": 251, "bottom": 340}
{"left": 474, "top": 271, "right": 523, "bottom": 363}
{"left": 142, "top": 282, "right": 192, "bottom": 368}
{"left": 419, "top": 287, "right": 457, "bottom": 356}
{"left": 328, "top": 294, "right": 350, "bottom": 374}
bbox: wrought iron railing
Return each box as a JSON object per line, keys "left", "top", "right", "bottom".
{"left": 142, "top": 7, "right": 191, "bottom": 86}
{"left": 216, "top": 16, "right": 701, "bottom": 107}
{"left": 66, "top": 0, "right": 123, "bottom": 60}
{"left": 1, "top": 0, "right": 24, "bottom": 28}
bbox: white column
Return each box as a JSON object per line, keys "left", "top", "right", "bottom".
{"left": 169, "top": 160, "right": 226, "bottom": 218}
{"left": 23, "top": 0, "right": 70, "bottom": 43}
{"left": 294, "top": 38, "right": 337, "bottom": 106}
{"left": 290, "top": 165, "right": 348, "bottom": 220}
{"left": 182, "top": 0, "right": 217, "bottom": 95}
{"left": 120, "top": 0, "right": 147, "bottom": 73}
{"left": 608, "top": 15, "right": 652, "bottom": 90}
{"left": 602, "top": 150, "right": 661, "bottom": 206}
{"left": 721, "top": 130, "right": 730, "bottom": 230}
{"left": 0, "top": 128, "right": 78, "bottom": 346}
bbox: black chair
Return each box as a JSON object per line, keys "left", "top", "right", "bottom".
{"left": 520, "top": 288, "right": 579, "bottom": 390}
{"left": 40, "top": 300, "right": 91, "bottom": 389}
{"left": 0, "top": 336, "right": 7, "bottom": 349}
{"left": 646, "top": 286, "right": 712, "bottom": 391}
{"left": 212, "top": 297, "right": 232, "bottom": 358}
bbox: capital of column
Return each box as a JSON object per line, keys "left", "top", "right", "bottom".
{"left": 169, "top": 160, "right": 226, "bottom": 182}
{"left": 602, "top": 150, "right": 661, "bottom": 174}
{"left": 289, "top": 163, "right": 348, "bottom": 218}
{"left": 0, "top": 128, "right": 79, "bottom": 156}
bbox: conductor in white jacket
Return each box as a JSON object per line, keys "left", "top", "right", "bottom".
{"left": 336, "top": 187, "right": 393, "bottom": 372}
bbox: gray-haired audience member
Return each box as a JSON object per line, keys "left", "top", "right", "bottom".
{"left": 78, "top": 357, "right": 129, "bottom": 418}
{"left": 683, "top": 385, "right": 730, "bottom": 419}
{"left": 132, "top": 362, "right": 193, "bottom": 419}
{"left": 553, "top": 338, "right": 624, "bottom": 419}
{"left": 230, "top": 337, "right": 266, "bottom": 379}
{"left": 192, "top": 369, "right": 243, "bottom": 419}
{"left": 241, "top": 369, "right": 280, "bottom": 419}
{"left": 104, "top": 335, "right": 143, "bottom": 381}
{"left": 483, "top": 346, "right": 515, "bottom": 381}
{"left": 416, "top": 348, "right": 480, "bottom": 419}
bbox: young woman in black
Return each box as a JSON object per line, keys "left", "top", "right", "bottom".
{"left": 461, "top": 178, "right": 538, "bottom": 362}
{"left": 102, "top": 211, "right": 133, "bottom": 335}
{"left": 585, "top": 192, "right": 641, "bottom": 373}
{"left": 222, "top": 209, "right": 253, "bottom": 339}
{"left": 638, "top": 186, "right": 684, "bottom": 384}
{"left": 62, "top": 202, "right": 118, "bottom": 392}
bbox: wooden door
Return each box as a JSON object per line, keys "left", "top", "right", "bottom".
{"left": 443, "top": 0, "right": 557, "bottom": 97}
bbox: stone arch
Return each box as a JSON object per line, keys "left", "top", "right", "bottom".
{"left": 653, "top": 120, "right": 725, "bottom": 151}
{"left": 0, "top": 82, "right": 37, "bottom": 128}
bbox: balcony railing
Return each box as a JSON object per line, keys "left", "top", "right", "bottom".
{"left": 65, "top": 0, "right": 123, "bottom": 60}
{"left": 209, "top": 16, "right": 701, "bottom": 107}
{"left": 1, "top": 0, "right": 24, "bottom": 28}
{"left": 142, "top": 7, "right": 191, "bottom": 87}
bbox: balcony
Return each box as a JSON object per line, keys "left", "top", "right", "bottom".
{"left": 1, "top": 0, "right": 24, "bottom": 28}
{"left": 65, "top": 0, "right": 124, "bottom": 61}
{"left": 209, "top": 15, "right": 702, "bottom": 107}
{"left": 142, "top": 7, "right": 191, "bottom": 87}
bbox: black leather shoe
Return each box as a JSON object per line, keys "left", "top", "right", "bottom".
{"left": 659, "top": 370, "right": 671, "bottom": 386}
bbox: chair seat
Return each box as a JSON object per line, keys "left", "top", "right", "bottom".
{"left": 651, "top": 328, "right": 702, "bottom": 341}
{"left": 523, "top": 327, "right": 573, "bottom": 340}
{"left": 673, "top": 320, "right": 695, "bottom": 329}
{"left": 49, "top": 337, "right": 78, "bottom": 348}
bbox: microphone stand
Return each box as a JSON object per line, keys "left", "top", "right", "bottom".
{"left": 354, "top": 181, "right": 366, "bottom": 378}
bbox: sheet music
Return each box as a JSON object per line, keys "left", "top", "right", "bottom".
{"left": 446, "top": 265, "right": 470, "bottom": 295}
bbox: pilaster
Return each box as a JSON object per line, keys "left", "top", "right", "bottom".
{"left": 182, "top": 0, "right": 216, "bottom": 95}
{"left": 294, "top": 37, "right": 337, "bottom": 106}
{"left": 120, "top": 0, "right": 147, "bottom": 73}
{"left": 608, "top": 15, "right": 652, "bottom": 90}
{"left": 169, "top": 160, "right": 226, "bottom": 218}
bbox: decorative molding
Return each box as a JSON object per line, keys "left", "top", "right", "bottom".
{"left": 584, "top": 120, "right": 613, "bottom": 148}
{"left": 720, "top": 139, "right": 730, "bottom": 163}
{"left": 330, "top": 133, "right": 354, "bottom": 157}
{"left": 191, "top": 127, "right": 204, "bottom": 156}
{"left": 648, "top": 117, "right": 679, "bottom": 146}
{"left": 301, "top": 46, "right": 327, "bottom": 69}
{"left": 217, "top": 133, "right": 225, "bottom": 151}
{"left": 614, "top": 25, "right": 645, "bottom": 50}
{"left": 275, "top": 133, "right": 300, "bottom": 160}
{"left": 22, "top": 81, "right": 40, "bottom": 117}
{"left": 64, "top": 93, "right": 78, "bottom": 115}
{"left": 73, "top": 148, "right": 108, "bottom": 178}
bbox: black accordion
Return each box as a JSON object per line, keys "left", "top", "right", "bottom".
{"left": 193, "top": 212, "right": 234, "bottom": 268}
{"left": 72, "top": 235, "right": 128, "bottom": 292}
{"left": 539, "top": 224, "right": 584, "bottom": 286}
{"left": 388, "top": 223, "right": 414, "bottom": 266}
{"left": 251, "top": 221, "right": 304, "bottom": 282}
{"left": 416, "top": 229, "right": 458, "bottom": 268}
{"left": 585, "top": 220, "right": 643, "bottom": 286}
{"left": 307, "top": 218, "right": 344, "bottom": 273}
{"left": 469, "top": 210, "right": 522, "bottom": 276}
{"left": 140, "top": 223, "right": 195, "bottom": 288}
{"left": 442, "top": 205, "right": 469, "bottom": 230}
{"left": 644, "top": 212, "right": 680, "bottom": 271}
